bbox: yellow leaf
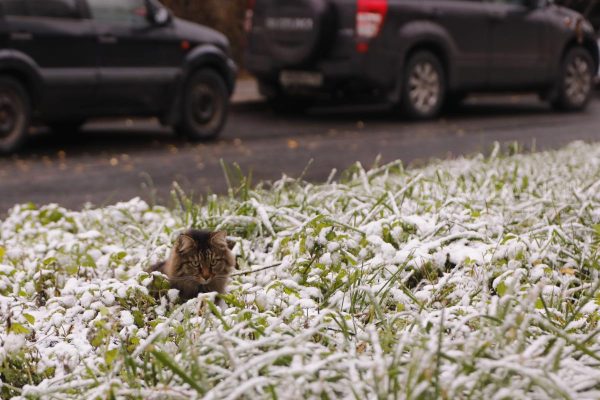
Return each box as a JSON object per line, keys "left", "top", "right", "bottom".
{"left": 560, "top": 267, "right": 576, "bottom": 276}
{"left": 287, "top": 139, "right": 299, "bottom": 149}
{"left": 9, "top": 322, "right": 30, "bottom": 335}
{"left": 24, "top": 314, "right": 35, "bottom": 325}
{"left": 105, "top": 348, "right": 119, "bottom": 365}
{"left": 356, "top": 342, "right": 367, "bottom": 354}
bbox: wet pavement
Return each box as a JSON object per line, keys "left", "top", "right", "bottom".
{"left": 1, "top": 84, "right": 599, "bottom": 214}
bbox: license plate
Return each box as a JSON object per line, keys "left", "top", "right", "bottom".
{"left": 280, "top": 71, "right": 323, "bottom": 87}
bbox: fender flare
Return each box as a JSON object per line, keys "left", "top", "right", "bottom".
{"left": 389, "top": 21, "right": 458, "bottom": 102}
{"left": 556, "top": 34, "right": 599, "bottom": 75}
{"left": 165, "top": 44, "right": 237, "bottom": 125}
{"left": 183, "top": 44, "right": 237, "bottom": 94}
{"left": 0, "top": 50, "right": 43, "bottom": 107}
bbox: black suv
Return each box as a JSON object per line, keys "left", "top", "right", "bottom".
{"left": 245, "top": 0, "right": 598, "bottom": 119}
{"left": 0, "top": 0, "right": 236, "bottom": 153}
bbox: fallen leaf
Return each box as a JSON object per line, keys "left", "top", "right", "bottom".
{"left": 287, "top": 139, "right": 299, "bottom": 149}
{"left": 560, "top": 267, "right": 576, "bottom": 276}
{"left": 356, "top": 342, "right": 367, "bottom": 354}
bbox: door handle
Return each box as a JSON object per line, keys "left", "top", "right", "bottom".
{"left": 10, "top": 32, "right": 33, "bottom": 41}
{"left": 98, "top": 35, "right": 117, "bottom": 44}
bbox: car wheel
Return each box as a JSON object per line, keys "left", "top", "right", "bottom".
{"left": 49, "top": 120, "right": 85, "bottom": 135}
{"left": 177, "top": 69, "right": 229, "bottom": 141}
{"left": 401, "top": 51, "right": 446, "bottom": 120}
{"left": 551, "top": 47, "right": 595, "bottom": 111}
{"left": 0, "top": 77, "right": 30, "bottom": 155}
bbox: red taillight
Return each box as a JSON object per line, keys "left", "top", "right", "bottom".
{"left": 356, "top": 0, "right": 388, "bottom": 52}
{"left": 245, "top": 0, "right": 256, "bottom": 33}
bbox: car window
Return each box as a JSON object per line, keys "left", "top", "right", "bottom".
{"left": 28, "top": 0, "right": 80, "bottom": 19}
{"left": 0, "top": 0, "right": 79, "bottom": 18}
{"left": 86, "top": 0, "right": 149, "bottom": 26}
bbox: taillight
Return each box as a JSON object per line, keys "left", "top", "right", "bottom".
{"left": 245, "top": 0, "right": 256, "bottom": 33}
{"left": 356, "top": 0, "right": 388, "bottom": 53}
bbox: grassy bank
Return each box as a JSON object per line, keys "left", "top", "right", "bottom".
{"left": 1, "top": 142, "right": 600, "bottom": 399}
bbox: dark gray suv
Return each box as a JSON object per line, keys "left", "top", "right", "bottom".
{"left": 0, "top": 0, "right": 236, "bottom": 154}
{"left": 245, "top": 0, "right": 599, "bottom": 119}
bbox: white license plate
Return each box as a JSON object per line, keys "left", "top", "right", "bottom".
{"left": 280, "top": 71, "right": 323, "bottom": 87}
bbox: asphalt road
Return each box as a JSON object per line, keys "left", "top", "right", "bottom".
{"left": 1, "top": 92, "right": 600, "bottom": 215}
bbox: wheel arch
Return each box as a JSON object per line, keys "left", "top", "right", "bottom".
{"left": 0, "top": 51, "right": 43, "bottom": 109}
{"left": 404, "top": 42, "right": 450, "bottom": 84}
{"left": 390, "top": 22, "right": 456, "bottom": 103}
{"left": 550, "top": 36, "right": 598, "bottom": 111}
{"left": 558, "top": 36, "right": 599, "bottom": 73}
{"left": 164, "top": 44, "right": 237, "bottom": 126}
{"left": 184, "top": 45, "right": 237, "bottom": 95}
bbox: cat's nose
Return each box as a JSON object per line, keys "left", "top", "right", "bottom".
{"left": 201, "top": 269, "right": 211, "bottom": 280}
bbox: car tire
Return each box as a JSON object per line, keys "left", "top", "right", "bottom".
{"left": 0, "top": 77, "right": 30, "bottom": 155}
{"left": 177, "top": 69, "right": 229, "bottom": 141}
{"left": 401, "top": 51, "right": 446, "bottom": 120}
{"left": 551, "top": 47, "right": 595, "bottom": 112}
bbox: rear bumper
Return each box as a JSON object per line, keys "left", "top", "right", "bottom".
{"left": 245, "top": 47, "right": 398, "bottom": 98}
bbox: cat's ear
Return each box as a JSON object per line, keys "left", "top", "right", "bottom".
{"left": 210, "top": 231, "right": 228, "bottom": 248}
{"left": 175, "top": 234, "right": 196, "bottom": 254}
{"left": 226, "top": 239, "right": 236, "bottom": 251}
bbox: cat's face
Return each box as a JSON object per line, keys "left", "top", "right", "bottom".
{"left": 171, "top": 230, "right": 235, "bottom": 284}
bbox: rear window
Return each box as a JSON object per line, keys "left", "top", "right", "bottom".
{"left": 0, "top": 0, "right": 80, "bottom": 19}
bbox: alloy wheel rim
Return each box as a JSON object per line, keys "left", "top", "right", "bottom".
{"left": 0, "top": 93, "right": 17, "bottom": 139}
{"left": 408, "top": 61, "right": 441, "bottom": 115}
{"left": 565, "top": 56, "right": 592, "bottom": 106}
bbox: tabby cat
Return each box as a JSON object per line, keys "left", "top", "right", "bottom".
{"left": 148, "top": 229, "right": 236, "bottom": 300}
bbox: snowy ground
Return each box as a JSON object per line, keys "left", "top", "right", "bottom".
{"left": 1, "top": 141, "right": 600, "bottom": 399}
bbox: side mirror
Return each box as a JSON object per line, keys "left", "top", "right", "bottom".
{"left": 145, "top": 0, "right": 172, "bottom": 26}
{"left": 153, "top": 7, "right": 171, "bottom": 25}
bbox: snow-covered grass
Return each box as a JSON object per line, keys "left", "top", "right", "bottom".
{"left": 1, "top": 141, "right": 600, "bottom": 399}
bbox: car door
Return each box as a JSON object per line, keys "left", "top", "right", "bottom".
{"left": 485, "top": 0, "right": 548, "bottom": 87}
{"left": 85, "top": 0, "right": 181, "bottom": 115}
{"left": 426, "top": 0, "right": 493, "bottom": 89}
{"left": 0, "top": 0, "right": 98, "bottom": 117}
